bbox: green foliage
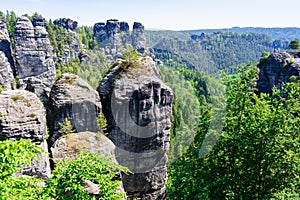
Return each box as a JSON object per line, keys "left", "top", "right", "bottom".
{"left": 97, "top": 112, "right": 108, "bottom": 134}
{"left": 289, "top": 39, "right": 300, "bottom": 50}
{"left": 147, "top": 31, "right": 277, "bottom": 73}
{"left": 120, "top": 45, "right": 140, "bottom": 70}
{"left": 168, "top": 65, "right": 300, "bottom": 199}
{"left": 77, "top": 26, "right": 98, "bottom": 50}
{"left": 0, "top": 85, "right": 4, "bottom": 93}
{"left": 259, "top": 51, "right": 271, "bottom": 64}
{"left": 77, "top": 51, "right": 109, "bottom": 89}
{"left": 55, "top": 57, "right": 81, "bottom": 77}
{"left": 41, "top": 151, "right": 129, "bottom": 200}
{"left": 46, "top": 19, "right": 74, "bottom": 58}
{"left": 4, "top": 11, "right": 17, "bottom": 48}
{"left": 0, "top": 139, "right": 44, "bottom": 200}
{"left": 58, "top": 118, "right": 75, "bottom": 136}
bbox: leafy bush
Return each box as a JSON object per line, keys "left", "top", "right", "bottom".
{"left": 0, "top": 139, "right": 44, "bottom": 200}
{"left": 41, "top": 151, "right": 129, "bottom": 200}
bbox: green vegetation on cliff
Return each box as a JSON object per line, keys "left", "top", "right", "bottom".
{"left": 167, "top": 66, "right": 300, "bottom": 199}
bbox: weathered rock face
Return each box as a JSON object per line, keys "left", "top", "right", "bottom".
{"left": 32, "top": 15, "right": 46, "bottom": 27}
{"left": 0, "top": 19, "right": 15, "bottom": 89}
{"left": 256, "top": 50, "right": 300, "bottom": 94}
{"left": 98, "top": 57, "right": 173, "bottom": 199}
{"left": 47, "top": 73, "right": 101, "bottom": 142}
{"left": 132, "top": 22, "right": 147, "bottom": 54}
{"left": 54, "top": 18, "right": 78, "bottom": 32}
{"left": 14, "top": 16, "right": 56, "bottom": 98}
{"left": 53, "top": 18, "right": 80, "bottom": 64}
{"left": 0, "top": 90, "right": 51, "bottom": 178}
{"left": 51, "top": 131, "right": 117, "bottom": 164}
{"left": 94, "top": 19, "right": 131, "bottom": 58}
{"left": 93, "top": 19, "right": 146, "bottom": 59}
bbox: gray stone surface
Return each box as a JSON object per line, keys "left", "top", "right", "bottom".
{"left": 0, "top": 89, "right": 51, "bottom": 178}
{"left": 0, "top": 19, "right": 15, "bottom": 89}
{"left": 98, "top": 56, "right": 172, "bottom": 199}
{"left": 132, "top": 22, "right": 147, "bottom": 54}
{"left": 47, "top": 73, "right": 102, "bottom": 142}
{"left": 14, "top": 16, "right": 56, "bottom": 97}
{"left": 256, "top": 50, "right": 300, "bottom": 94}
{"left": 51, "top": 131, "right": 117, "bottom": 164}
{"left": 53, "top": 18, "right": 80, "bottom": 64}
{"left": 93, "top": 19, "right": 146, "bottom": 58}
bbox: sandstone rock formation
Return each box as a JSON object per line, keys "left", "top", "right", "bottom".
{"left": 54, "top": 18, "right": 78, "bottom": 32}
{"left": 93, "top": 19, "right": 146, "bottom": 58}
{"left": 0, "top": 89, "right": 51, "bottom": 178}
{"left": 0, "top": 19, "right": 15, "bottom": 89}
{"left": 132, "top": 22, "right": 147, "bottom": 54}
{"left": 47, "top": 73, "right": 101, "bottom": 142}
{"left": 54, "top": 18, "right": 81, "bottom": 64}
{"left": 98, "top": 56, "right": 173, "bottom": 199}
{"left": 14, "top": 16, "right": 56, "bottom": 98}
{"left": 256, "top": 50, "right": 300, "bottom": 94}
{"left": 51, "top": 131, "right": 117, "bottom": 164}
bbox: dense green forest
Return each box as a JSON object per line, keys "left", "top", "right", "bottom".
{"left": 186, "top": 27, "right": 300, "bottom": 41}
{"left": 146, "top": 30, "right": 287, "bottom": 73}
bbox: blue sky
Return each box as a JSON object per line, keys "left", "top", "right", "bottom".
{"left": 1, "top": 0, "right": 300, "bottom": 30}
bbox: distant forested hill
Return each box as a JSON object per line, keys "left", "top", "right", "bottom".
{"left": 146, "top": 30, "right": 287, "bottom": 73}
{"left": 184, "top": 27, "right": 300, "bottom": 41}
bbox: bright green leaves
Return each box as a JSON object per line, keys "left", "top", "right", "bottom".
{"left": 168, "top": 65, "right": 300, "bottom": 199}
{"left": 42, "top": 152, "right": 129, "bottom": 200}
{"left": 0, "top": 139, "right": 44, "bottom": 200}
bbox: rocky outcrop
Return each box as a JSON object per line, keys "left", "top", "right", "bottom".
{"left": 0, "top": 90, "right": 51, "bottom": 178}
{"left": 14, "top": 16, "right": 56, "bottom": 98}
{"left": 54, "top": 18, "right": 80, "bottom": 64}
{"left": 256, "top": 50, "right": 300, "bottom": 94}
{"left": 0, "top": 19, "right": 15, "bottom": 89}
{"left": 98, "top": 56, "right": 173, "bottom": 199}
{"left": 51, "top": 131, "right": 117, "bottom": 164}
{"left": 94, "top": 19, "right": 131, "bottom": 58}
{"left": 54, "top": 18, "right": 78, "bottom": 32}
{"left": 132, "top": 22, "right": 147, "bottom": 54}
{"left": 93, "top": 19, "right": 146, "bottom": 59}
{"left": 47, "top": 73, "right": 101, "bottom": 142}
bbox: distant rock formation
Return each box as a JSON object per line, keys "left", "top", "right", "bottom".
{"left": 132, "top": 22, "right": 147, "bottom": 54}
{"left": 14, "top": 16, "right": 56, "bottom": 98}
{"left": 0, "top": 90, "right": 51, "bottom": 178}
{"left": 98, "top": 56, "right": 173, "bottom": 199}
{"left": 256, "top": 50, "right": 300, "bottom": 94}
{"left": 0, "top": 19, "right": 15, "bottom": 89}
{"left": 54, "top": 18, "right": 78, "bottom": 32}
{"left": 93, "top": 19, "right": 146, "bottom": 59}
{"left": 54, "top": 18, "right": 81, "bottom": 64}
{"left": 47, "top": 73, "right": 101, "bottom": 142}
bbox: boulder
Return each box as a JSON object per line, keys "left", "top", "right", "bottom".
{"left": 51, "top": 131, "right": 117, "bottom": 164}
{"left": 14, "top": 16, "right": 56, "bottom": 98}
{"left": 98, "top": 56, "right": 173, "bottom": 199}
{"left": 0, "top": 89, "right": 51, "bottom": 178}
{"left": 47, "top": 73, "right": 101, "bottom": 142}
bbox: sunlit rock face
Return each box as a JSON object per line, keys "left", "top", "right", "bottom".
{"left": 98, "top": 56, "right": 173, "bottom": 199}
{"left": 256, "top": 50, "right": 300, "bottom": 94}
{"left": 14, "top": 16, "right": 56, "bottom": 99}
{"left": 0, "top": 90, "right": 51, "bottom": 178}
{"left": 0, "top": 19, "right": 15, "bottom": 89}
